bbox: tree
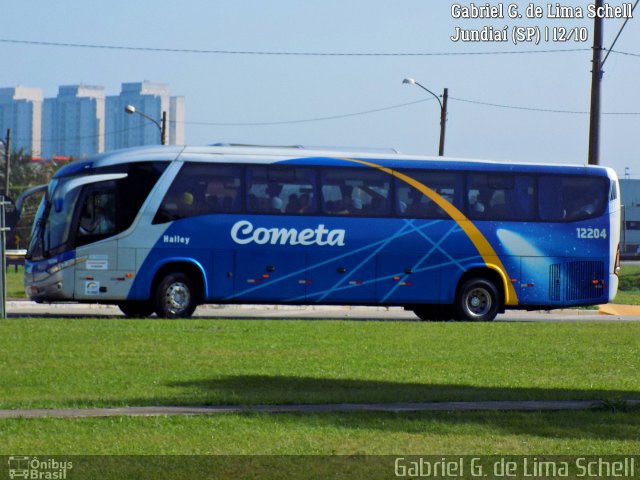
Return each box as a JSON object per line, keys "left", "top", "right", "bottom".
{"left": 1, "top": 149, "right": 64, "bottom": 249}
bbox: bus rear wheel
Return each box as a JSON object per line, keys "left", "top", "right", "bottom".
{"left": 455, "top": 278, "right": 500, "bottom": 322}
{"left": 155, "top": 272, "right": 197, "bottom": 318}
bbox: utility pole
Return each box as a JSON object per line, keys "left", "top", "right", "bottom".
{"left": 588, "top": 0, "right": 604, "bottom": 165}
{"left": 402, "top": 79, "right": 449, "bottom": 156}
{"left": 161, "top": 111, "right": 167, "bottom": 146}
{"left": 439, "top": 88, "right": 448, "bottom": 157}
{"left": 0, "top": 128, "right": 8, "bottom": 319}
{"left": 4, "top": 129, "right": 11, "bottom": 196}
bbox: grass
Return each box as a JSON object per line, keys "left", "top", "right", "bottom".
{"left": 5, "top": 265, "right": 25, "bottom": 299}
{"left": 2, "top": 268, "right": 640, "bottom": 460}
{"left": 0, "top": 319, "right": 638, "bottom": 459}
{"left": 0, "top": 319, "right": 639, "bottom": 409}
{"left": 1, "top": 409, "right": 639, "bottom": 455}
{"left": 616, "top": 265, "right": 640, "bottom": 305}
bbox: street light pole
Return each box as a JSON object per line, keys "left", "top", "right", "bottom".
{"left": 403, "top": 78, "right": 448, "bottom": 156}
{"left": 1, "top": 129, "right": 10, "bottom": 196}
{"left": 124, "top": 105, "right": 167, "bottom": 145}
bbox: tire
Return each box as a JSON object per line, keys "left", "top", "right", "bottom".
{"left": 118, "top": 301, "right": 155, "bottom": 318}
{"left": 455, "top": 278, "right": 500, "bottom": 322}
{"left": 154, "top": 272, "right": 197, "bottom": 318}
{"left": 412, "top": 305, "right": 454, "bottom": 321}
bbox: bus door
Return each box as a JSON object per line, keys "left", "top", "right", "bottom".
{"left": 72, "top": 185, "right": 128, "bottom": 301}
{"left": 233, "top": 249, "right": 306, "bottom": 302}
{"left": 210, "top": 249, "right": 235, "bottom": 299}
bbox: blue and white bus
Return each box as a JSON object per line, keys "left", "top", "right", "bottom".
{"left": 25, "top": 145, "right": 620, "bottom": 321}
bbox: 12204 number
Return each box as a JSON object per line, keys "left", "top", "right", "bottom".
{"left": 576, "top": 227, "right": 607, "bottom": 239}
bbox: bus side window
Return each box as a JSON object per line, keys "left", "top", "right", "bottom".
{"left": 321, "top": 168, "right": 390, "bottom": 216}
{"left": 396, "top": 171, "right": 461, "bottom": 219}
{"left": 467, "top": 174, "right": 534, "bottom": 221}
{"left": 539, "top": 176, "right": 607, "bottom": 222}
{"left": 154, "top": 163, "right": 242, "bottom": 223}
{"left": 246, "top": 166, "right": 316, "bottom": 215}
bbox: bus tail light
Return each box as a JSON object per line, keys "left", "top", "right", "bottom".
{"left": 614, "top": 243, "right": 621, "bottom": 276}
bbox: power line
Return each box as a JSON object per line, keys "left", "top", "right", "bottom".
{"left": 602, "top": 0, "right": 639, "bottom": 67}
{"left": 184, "top": 98, "right": 436, "bottom": 126}
{"left": 183, "top": 96, "right": 640, "bottom": 127}
{"left": 450, "top": 96, "right": 640, "bottom": 115}
{"left": 11, "top": 95, "right": 640, "bottom": 145}
{"left": 608, "top": 48, "right": 640, "bottom": 58}
{"left": 0, "top": 37, "right": 592, "bottom": 57}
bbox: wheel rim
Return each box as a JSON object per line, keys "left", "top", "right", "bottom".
{"left": 163, "top": 282, "right": 191, "bottom": 315}
{"left": 464, "top": 287, "right": 492, "bottom": 318}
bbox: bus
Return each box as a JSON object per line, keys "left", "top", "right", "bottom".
{"left": 24, "top": 145, "right": 620, "bottom": 321}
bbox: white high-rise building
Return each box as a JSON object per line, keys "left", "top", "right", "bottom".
{"left": 170, "top": 95, "right": 186, "bottom": 145}
{"left": 0, "top": 86, "right": 43, "bottom": 156}
{"left": 106, "top": 81, "right": 185, "bottom": 150}
{"left": 0, "top": 81, "right": 184, "bottom": 158}
{"left": 43, "top": 85, "right": 105, "bottom": 159}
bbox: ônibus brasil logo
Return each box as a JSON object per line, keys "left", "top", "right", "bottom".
{"left": 8, "top": 457, "right": 73, "bottom": 479}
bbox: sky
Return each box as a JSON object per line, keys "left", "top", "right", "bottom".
{"left": 1, "top": 0, "right": 639, "bottom": 177}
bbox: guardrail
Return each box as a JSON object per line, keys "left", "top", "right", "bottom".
{"left": 5, "top": 249, "right": 26, "bottom": 272}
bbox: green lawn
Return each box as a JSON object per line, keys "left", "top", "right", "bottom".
{"left": 2, "top": 269, "right": 640, "bottom": 459}
{"left": 0, "top": 319, "right": 638, "bottom": 458}
{"left": 2, "top": 409, "right": 639, "bottom": 455}
{"left": 0, "top": 320, "right": 638, "bottom": 409}
{"left": 616, "top": 265, "right": 640, "bottom": 304}
{"left": 5, "top": 265, "right": 25, "bottom": 299}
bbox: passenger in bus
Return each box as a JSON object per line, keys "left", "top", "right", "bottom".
{"left": 79, "top": 198, "right": 115, "bottom": 235}
{"left": 298, "top": 193, "right": 311, "bottom": 213}
{"left": 205, "top": 194, "right": 220, "bottom": 212}
{"left": 336, "top": 185, "right": 359, "bottom": 214}
{"left": 267, "top": 183, "right": 283, "bottom": 212}
{"left": 221, "top": 195, "right": 234, "bottom": 212}
{"left": 181, "top": 191, "right": 194, "bottom": 207}
{"left": 405, "top": 189, "right": 426, "bottom": 216}
{"left": 567, "top": 186, "right": 603, "bottom": 220}
{"left": 468, "top": 192, "right": 485, "bottom": 215}
{"left": 247, "top": 193, "right": 259, "bottom": 211}
{"left": 285, "top": 194, "right": 301, "bottom": 214}
{"left": 367, "top": 196, "right": 386, "bottom": 215}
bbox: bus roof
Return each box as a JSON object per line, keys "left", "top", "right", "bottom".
{"left": 53, "top": 144, "right": 617, "bottom": 179}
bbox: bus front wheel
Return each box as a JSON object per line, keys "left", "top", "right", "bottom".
{"left": 455, "top": 278, "right": 500, "bottom": 322}
{"left": 155, "top": 272, "right": 197, "bottom": 318}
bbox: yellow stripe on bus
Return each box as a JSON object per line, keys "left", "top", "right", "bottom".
{"left": 343, "top": 158, "right": 519, "bottom": 306}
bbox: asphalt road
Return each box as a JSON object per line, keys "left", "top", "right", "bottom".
{"left": 6, "top": 301, "right": 640, "bottom": 322}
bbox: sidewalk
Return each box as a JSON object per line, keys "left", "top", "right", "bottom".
{"left": 1, "top": 399, "right": 638, "bottom": 419}
{"left": 5, "top": 300, "right": 640, "bottom": 321}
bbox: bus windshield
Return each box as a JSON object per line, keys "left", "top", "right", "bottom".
{"left": 26, "top": 161, "right": 167, "bottom": 261}
{"left": 27, "top": 176, "right": 84, "bottom": 260}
